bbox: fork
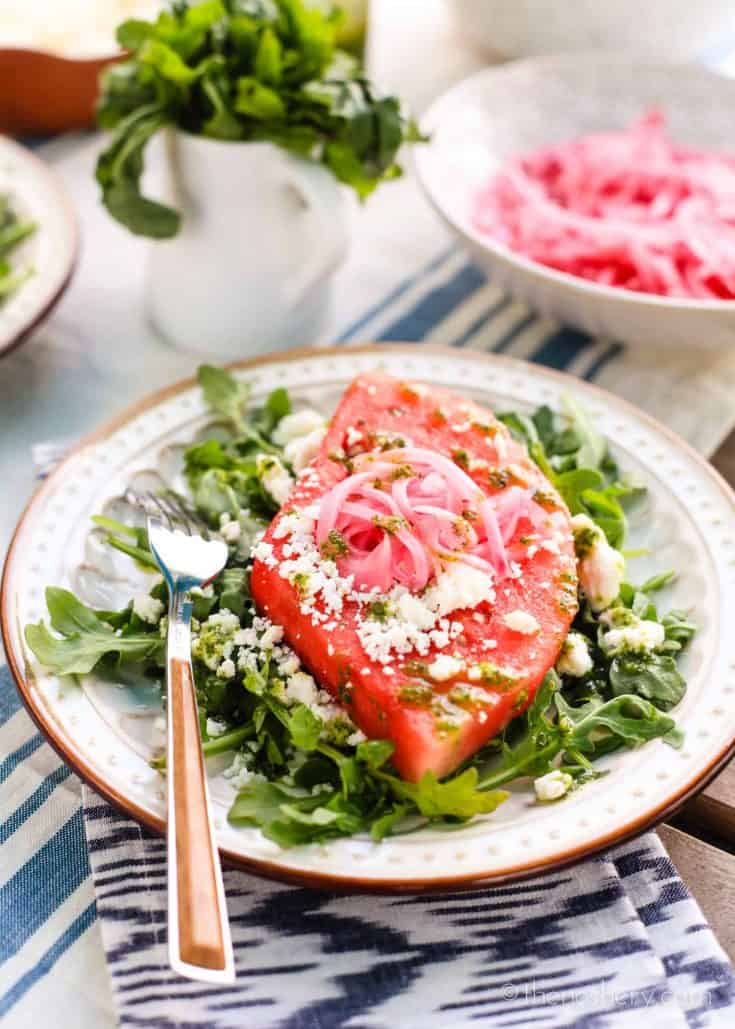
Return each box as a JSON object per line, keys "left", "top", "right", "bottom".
{"left": 136, "top": 491, "right": 235, "bottom": 984}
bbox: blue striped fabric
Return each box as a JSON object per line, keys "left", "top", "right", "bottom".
{"left": 80, "top": 799, "right": 734, "bottom": 1027}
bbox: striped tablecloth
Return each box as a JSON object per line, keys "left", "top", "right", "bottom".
{"left": 4, "top": 9, "right": 735, "bottom": 1024}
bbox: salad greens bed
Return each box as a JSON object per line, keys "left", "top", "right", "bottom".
{"left": 25, "top": 366, "right": 696, "bottom": 848}
{"left": 0, "top": 195, "right": 36, "bottom": 305}
{"left": 96, "top": 0, "right": 423, "bottom": 238}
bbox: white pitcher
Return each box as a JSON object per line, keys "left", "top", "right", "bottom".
{"left": 146, "top": 131, "right": 350, "bottom": 358}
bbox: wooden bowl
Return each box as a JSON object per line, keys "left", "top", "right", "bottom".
{"left": 0, "top": 48, "right": 121, "bottom": 135}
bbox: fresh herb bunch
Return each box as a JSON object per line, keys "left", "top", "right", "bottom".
{"left": 25, "top": 367, "right": 696, "bottom": 847}
{"left": 0, "top": 195, "right": 36, "bottom": 304}
{"left": 95, "top": 0, "right": 424, "bottom": 238}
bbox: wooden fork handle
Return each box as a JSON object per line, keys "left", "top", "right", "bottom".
{"left": 168, "top": 657, "right": 233, "bottom": 980}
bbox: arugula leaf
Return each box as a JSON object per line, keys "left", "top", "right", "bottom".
{"left": 554, "top": 468, "right": 605, "bottom": 513}
{"left": 285, "top": 704, "right": 322, "bottom": 750}
{"left": 198, "top": 364, "right": 251, "bottom": 428}
{"left": 385, "top": 768, "right": 508, "bottom": 819}
{"left": 496, "top": 411, "right": 555, "bottom": 480}
{"left": 91, "top": 515, "right": 158, "bottom": 569}
{"left": 184, "top": 366, "right": 293, "bottom": 523}
{"left": 25, "top": 588, "right": 163, "bottom": 676}
{"left": 229, "top": 779, "right": 296, "bottom": 826}
{"left": 356, "top": 739, "right": 394, "bottom": 770}
{"left": 608, "top": 652, "right": 687, "bottom": 711}
{"left": 561, "top": 394, "right": 606, "bottom": 470}
{"left": 478, "top": 673, "right": 563, "bottom": 789}
{"left": 662, "top": 610, "right": 697, "bottom": 649}
{"left": 639, "top": 570, "right": 676, "bottom": 594}
{"left": 557, "top": 693, "right": 680, "bottom": 754}
{"left": 369, "top": 804, "right": 407, "bottom": 842}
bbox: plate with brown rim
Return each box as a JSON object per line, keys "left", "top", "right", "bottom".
{"left": 3, "top": 344, "right": 735, "bottom": 891}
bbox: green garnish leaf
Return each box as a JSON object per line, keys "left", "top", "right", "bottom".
{"left": 558, "top": 692, "right": 680, "bottom": 753}
{"left": 285, "top": 704, "right": 323, "bottom": 751}
{"left": 25, "top": 588, "right": 163, "bottom": 676}
{"left": 356, "top": 738, "right": 394, "bottom": 769}
{"left": 198, "top": 364, "right": 251, "bottom": 429}
{"left": 386, "top": 768, "right": 508, "bottom": 819}
{"left": 608, "top": 652, "right": 687, "bottom": 711}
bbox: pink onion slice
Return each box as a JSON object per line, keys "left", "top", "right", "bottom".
{"left": 472, "top": 111, "right": 735, "bottom": 300}
{"left": 314, "top": 446, "right": 548, "bottom": 592}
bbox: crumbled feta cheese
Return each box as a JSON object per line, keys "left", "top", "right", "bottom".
{"left": 217, "top": 658, "right": 236, "bottom": 679}
{"left": 396, "top": 592, "right": 436, "bottom": 631}
{"left": 252, "top": 539, "right": 276, "bottom": 566}
{"left": 272, "top": 408, "right": 326, "bottom": 446}
{"left": 259, "top": 623, "right": 284, "bottom": 649}
{"left": 534, "top": 769, "right": 573, "bottom": 802}
{"left": 277, "top": 654, "right": 300, "bottom": 677}
{"left": 572, "top": 513, "right": 624, "bottom": 612}
{"left": 503, "top": 610, "right": 540, "bottom": 635}
{"left": 191, "top": 609, "right": 241, "bottom": 670}
{"left": 220, "top": 519, "right": 241, "bottom": 543}
{"left": 346, "top": 426, "right": 364, "bottom": 447}
{"left": 356, "top": 565, "right": 493, "bottom": 666}
{"left": 347, "top": 729, "right": 367, "bottom": 746}
{"left": 557, "top": 632, "right": 593, "bottom": 677}
{"left": 423, "top": 563, "right": 495, "bottom": 618}
{"left": 599, "top": 610, "right": 665, "bottom": 655}
{"left": 206, "top": 718, "right": 227, "bottom": 737}
{"left": 273, "top": 508, "right": 316, "bottom": 540}
{"left": 207, "top": 610, "right": 241, "bottom": 631}
{"left": 285, "top": 671, "right": 319, "bottom": 706}
{"left": 257, "top": 454, "right": 294, "bottom": 506}
{"left": 133, "top": 594, "right": 165, "bottom": 624}
{"left": 284, "top": 426, "right": 327, "bottom": 472}
{"left": 223, "top": 751, "right": 265, "bottom": 790}
{"left": 427, "top": 654, "right": 463, "bottom": 681}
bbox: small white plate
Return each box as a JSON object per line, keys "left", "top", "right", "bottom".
{"left": 415, "top": 55, "right": 735, "bottom": 349}
{"left": 3, "top": 345, "right": 735, "bottom": 890}
{"left": 0, "top": 136, "right": 77, "bottom": 357}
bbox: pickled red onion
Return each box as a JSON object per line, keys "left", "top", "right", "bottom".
{"left": 315, "top": 447, "right": 545, "bottom": 592}
{"left": 472, "top": 111, "right": 735, "bottom": 299}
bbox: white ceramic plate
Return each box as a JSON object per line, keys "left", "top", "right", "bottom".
{"left": 3, "top": 345, "right": 735, "bottom": 890}
{"left": 0, "top": 136, "right": 77, "bottom": 357}
{"left": 415, "top": 55, "right": 735, "bottom": 349}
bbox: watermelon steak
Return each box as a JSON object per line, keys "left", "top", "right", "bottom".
{"left": 251, "top": 373, "right": 578, "bottom": 782}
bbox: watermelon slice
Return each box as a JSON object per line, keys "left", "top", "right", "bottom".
{"left": 251, "top": 372, "right": 578, "bottom": 782}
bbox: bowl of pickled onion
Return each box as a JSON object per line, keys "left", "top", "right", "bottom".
{"left": 415, "top": 54, "right": 735, "bottom": 349}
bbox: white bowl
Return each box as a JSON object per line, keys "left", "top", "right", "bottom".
{"left": 445, "top": 0, "right": 735, "bottom": 61}
{"left": 415, "top": 55, "right": 735, "bottom": 349}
